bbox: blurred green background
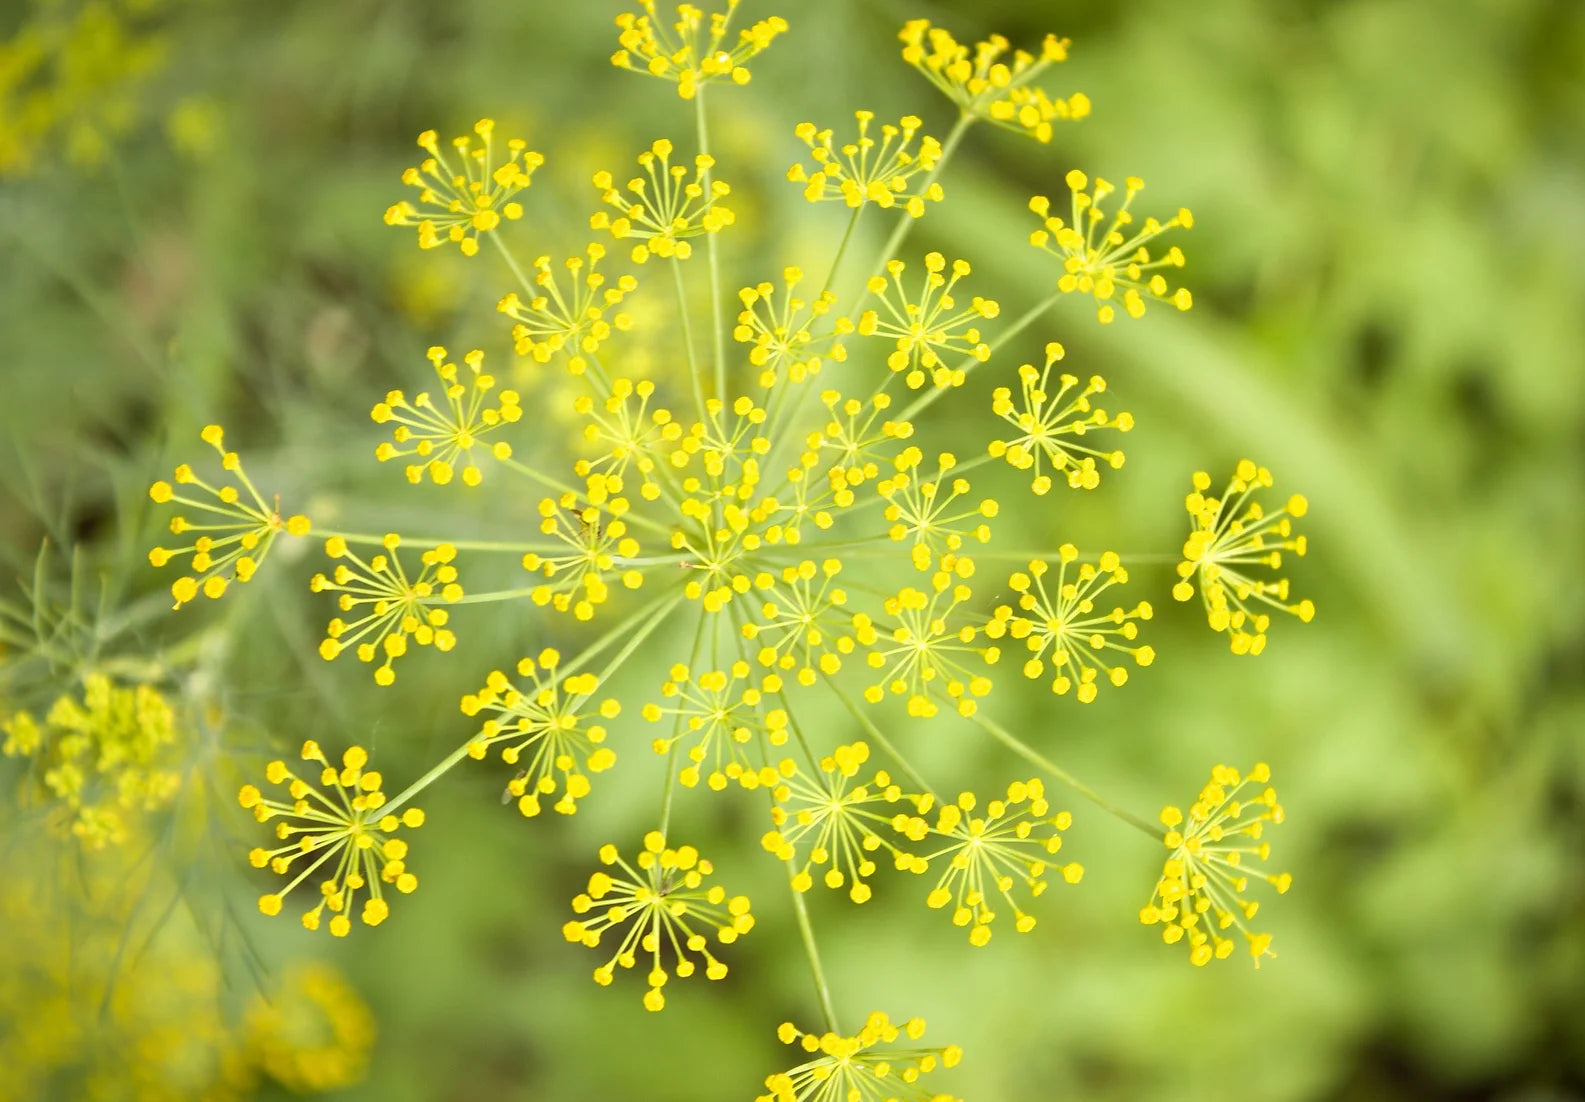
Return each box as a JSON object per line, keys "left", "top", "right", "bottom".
{"left": 2, "top": 0, "right": 1583, "bottom": 1099}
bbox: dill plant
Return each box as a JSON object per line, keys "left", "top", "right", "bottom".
{"left": 135, "top": 4, "right": 1320, "bottom": 1094}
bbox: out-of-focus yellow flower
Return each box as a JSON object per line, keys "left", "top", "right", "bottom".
{"left": 239, "top": 741, "right": 426, "bottom": 936}
{"left": 563, "top": 831, "right": 754, "bottom": 1011}
{"left": 147, "top": 424, "right": 311, "bottom": 608}
{"left": 246, "top": 962, "right": 376, "bottom": 1092}
{"left": 1, "top": 673, "right": 181, "bottom": 849}
{"left": 988, "top": 342, "right": 1134, "bottom": 493}
{"left": 1140, "top": 762, "right": 1290, "bottom": 966}
{"left": 1029, "top": 171, "right": 1192, "bottom": 323}
{"left": 611, "top": 0, "right": 788, "bottom": 100}
{"left": 1173, "top": 459, "right": 1313, "bottom": 654}
{"left": 899, "top": 19, "right": 1088, "bottom": 142}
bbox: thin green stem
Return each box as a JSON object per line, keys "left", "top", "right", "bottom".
{"left": 672, "top": 257, "right": 709, "bottom": 421}
{"left": 818, "top": 205, "right": 865, "bottom": 300}
{"left": 490, "top": 232, "right": 536, "bottom": 295}
{"left": 822, "top": 675, "right": 932, "bottom": 795}
{"left": 695, "top": 89, "right": 728, "bottom": 403}
{"left": 315, "top": 531, "right": 560, "bottom": 555}
{"left": 584, "top": 593, "right": 684, "bottom": 682}
{"left": 898, "top": 290, "right": 1062, "bottom": 424}
{"left": 786, "top": 873, "right": 840, "bottom": 1034}
{"left": 658, "top": 606, "right": 710, "bottom": 837}
{"left": 969, "top": 711, "right": 1163, "bottom": 839}
{"left": 382, "top": 740, "right": 475, "bottom": 818}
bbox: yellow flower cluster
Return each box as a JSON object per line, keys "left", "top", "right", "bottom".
{"left": 372, "top": 346, "right": 521, "bottom": 486}
{"left": 789, "top": 111, "right": 945, "bottom": 217}
{"left": 498, "top": 243, "right": 638, "bottom": 370}
{"left": 857, "top": 253, "right": 998, "bottom": 389}
{"left": 612, "top": 0, "right": 787, "bottom": 99}
{"left": 735, "top": 267, "right": 849, "bottom": 388}
{"left": 985, "top": 546, "right": 1155, "bottom": 703}
{"left": 1, "top": 673, "right": 181, "bottom": 849}
{"left": 124, "top": 9, "right": 1331, "bottom": 1096}
{"left": 147, "top": 424, "right": 310, "bottom": 608}
{"left": 764, "top": 741, "right": 913, "bottom": 904}
{"left": 899, "top": 19, "right": 1089, "bottom": 142}
{"left": 1029, "top": 171, "right": 1192, "bottom": 323}
{"left": 1174, "top": 459, "right": 1314, "bottom": 654}
{"left": 563, "top": 832, "right": 754, "bottom": 1010}
{"left": 591, "top": 138, "right": 734, "bottom": 262}
{"left": 759, "top": 1012, "right": 963, "bottom": 1102}
{"left": 460, "top": 649, "right": 621, "bottom": 817}
{"left": 1140, "top": 763, "right": 1291, "bottom": 965}
{"left": 988, "top": 342, "right": 1134, "bottom": 492}
{"left": 893, "top": 779, "right": 1082, "bottom": 945}
{"left": 312, "top": 535, "right": 461, "bottom": 684}
{"left": 643, "top": 660, "right": 789, "bottom": 790}
{"left": 384, "top": 119, "right": 543, "bottom": 257}
{"left": 239, "top": 741, "right": 426, "bottom": 936}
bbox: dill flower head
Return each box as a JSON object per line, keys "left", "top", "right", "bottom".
{"left": 147, "top": 424, "right": 311, "bottom": 608}
{"left": 498, "top": 243, "right": 637, "bottom": 370}
{"left": 789, "top": 111, "right": 945, "bottom": 217}
{"left": 1029, "top": 171, "right": 1192, "bottom": 323}
{"left": 764, "top": 741, "right": 916, "bottom": 904}
{"left": 987, "top": 343, "right": 1134, "bottom": 493}
{"left": 759, "top": 1012, "right": 963, "bottom": 1102}
{"left": 1140, "top": 762, "right": 1291, "bottom": 966}
{"left": 984, "top": 547, "right": 1155, "bottom": 703}
{"left": 1173, "top": 459, "right": 1313, "bottom": 654}
{"left": 877, "top": 448, "right": 996, "bottom": 572}
{"left": 854, "top": 575, "right": 998, "bottom": 718}
{"left": 239, "top": 741, "right": 427, "bottom": 936}
{"left": 590, "top": 138, "right": 734, "bottom": 262}
{"left": 384, "top": 119, "right": 543, "bottom": 256}
{"left": 460, "top": 649, "right": 620, "bottom": 817}
{"left": 372, "top": 346, "right": 520, "bottom": 486}
{"left": 312, "top": 535, "right": 462, "bottom": 684}
{"left": 611, "top": 0, "right": 788, "bottom": 100}
{"left": 893, "top": 778, "right": 1081, "bottom": 945}
{"left": 735, "top": 266, "right": 849, "bottom": 388}
{"left": 245, "top": 963, "right": 376, "bottom": 1092}
{"left": 857, "top": 253, "right": 999, "bottom": 390}
{"left": 899, "top": 19, "right": 1089, "bottom": 142}
{"left": 1, "top": 673, "right": 181, "bottom": 849}
{"left": 563, "top": 831, "right": 754, "bottom": 1011}
{"left": 522, "top": 493, "right": 643, "bottom": 620}
{"left": 741, "top": 557, "right": 857, "bottom": 685}
{"left": 643, "top": 660, "right": 789, "bottom": 790}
